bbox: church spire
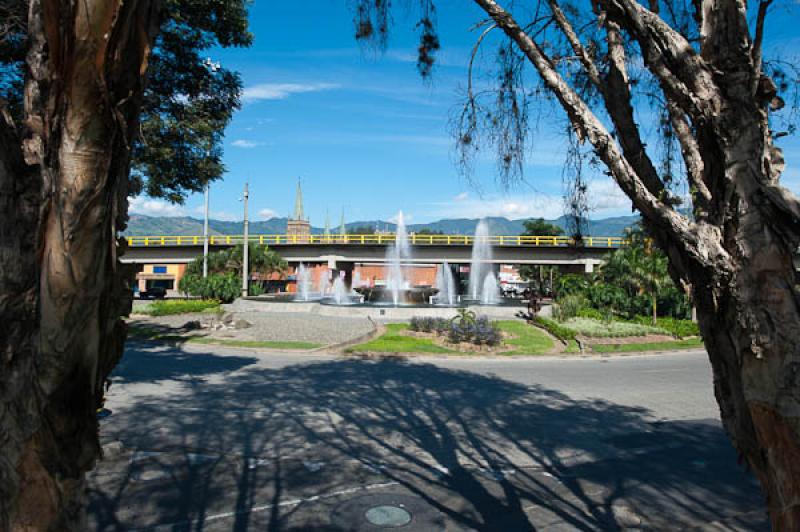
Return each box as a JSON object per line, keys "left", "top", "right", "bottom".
{"left": 293, "top": 178, "right": 304, "bottom": 221}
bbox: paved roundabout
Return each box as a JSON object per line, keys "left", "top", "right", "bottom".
{"left": 88, "top": 343, "right": 768, "bottom": 531}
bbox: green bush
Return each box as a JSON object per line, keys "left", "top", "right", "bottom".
{"left": 533, "top": 316, "right": 577, "bottom": 342}
{"left": 139, "top": 299, "right": 220, "bottom": 316}
{"left": 631, "top": 316, "right": 699, "bottom": 338}
{"left": 553, "top": 294, "right": 588, "bottom": 322}
{"left": 179, "top": 272, "right": 241, "bottom": 303}
{"left": 562, "top": 317, "right": 666, "bottom": 338}
{"left": 576, "top": 308, "right": 604, "bottom": 320}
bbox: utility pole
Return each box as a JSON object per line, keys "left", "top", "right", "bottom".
{"left": 242, "top": 182, "right": 249, "bottom": 297}
{"left": 202, "top": 184, "right": 210, "bottom": 278}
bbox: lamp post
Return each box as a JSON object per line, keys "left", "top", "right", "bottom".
{"left": 202, "top": 184, "right": 209, "bottom": 278}
{"left": 242, "top": 182, "right": 249, "bottom": 297}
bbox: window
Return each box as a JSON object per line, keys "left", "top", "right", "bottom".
{"left": 153, "top": 265, "right": 167, "bottom": 274}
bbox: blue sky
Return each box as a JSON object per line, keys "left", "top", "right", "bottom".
{"left": 130, "top": 0, "right": 800, "bottom": 225}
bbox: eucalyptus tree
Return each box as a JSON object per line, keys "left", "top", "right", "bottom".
{"left": 353, "top": 0, "right": 800, "bottom": 525}
{"left": 0, "top": 0, "right": 249, "bottom": 528}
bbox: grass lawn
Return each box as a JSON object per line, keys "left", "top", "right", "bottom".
{"left": 346, "top": 324, "right": 455, "bottom": 354}
{"left": 497, "top": 321, "right": 554, "bottom": 355}
{"left": 589, "top": 337, "right": 704, "bottom": 353}
{"left": 135, "top": 299, "right": 221, "bottom": 316}
{"left": 347, "top": 321, "right": 554, "bottom": 356}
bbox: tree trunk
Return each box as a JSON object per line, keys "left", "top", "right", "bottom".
{"left": 651, "top": 293, "right": 657, "bottom": 325}
{"left": 470, "top": 0, "right": 800, "bottom": 526}
{"left": 0, "top": 1, "right": 159, "bottom": 529}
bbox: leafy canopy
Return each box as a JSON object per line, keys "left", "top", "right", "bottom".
{"left": 0, "top": 0, "right": 252, "bottom": 204}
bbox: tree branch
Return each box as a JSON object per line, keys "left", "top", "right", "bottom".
{"left": 597, "top": 0, "right": 720, "bottom": 120}
{"left": 751, "top": 0, "right": 772, "bottom": 88}
{"left": 665, "top": 99, "right": 711, "bottom": 213}
{"left": 472, "top": 0, "right": 702, "bottom": 254}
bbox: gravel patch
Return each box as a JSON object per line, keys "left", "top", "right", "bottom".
{"left": 130, "top": 311, "right": 376, "bottom": 346}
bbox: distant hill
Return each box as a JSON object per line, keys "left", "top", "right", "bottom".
{"left": 125, "top": 213, "right": 640, "bottom": 237}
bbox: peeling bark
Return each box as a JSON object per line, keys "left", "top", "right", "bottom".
{"left": 0, "top": 0, "right": 159, "bottom": 529}
{"left": 471, "top": 0, "right": 800, "bottom": 526}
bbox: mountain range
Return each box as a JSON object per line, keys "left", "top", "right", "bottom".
{"left": 125, "top": 214, "right": 640, "bottom": 237}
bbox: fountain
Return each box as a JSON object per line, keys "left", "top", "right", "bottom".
{"left": 354, "top": 211, "right": 438, "bottom": 305}
{"left": 434, "top": 262, "right": 457, "bottom": 306}
{"left": 467, "top": 220, "right": 501, "bottom": 305}
{"left": 294, "top": 263, "right": 323, "bottom": 301}
{"left": 317, "top": 269, "right": 330, "bottom": 296}
{"left": 386, "top": 211, "right": 411, "bottom": 305}
{"left": 330, "top": 275, "right": 354, "bottom": 305}
{"left": 481, "top": 272, "right": 501, "bottom": 305}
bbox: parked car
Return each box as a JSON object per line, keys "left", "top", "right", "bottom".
{"left": 140, "top": 286, "right": 167, "bottom": 299}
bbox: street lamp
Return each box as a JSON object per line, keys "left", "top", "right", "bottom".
{"left": 241, "top": 182, "right": 249, "bottom": 297}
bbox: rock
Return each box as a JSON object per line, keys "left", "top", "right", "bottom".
{"left": 221, "top": 313, "right": 235, "bottom": 324}
{"left": 183, "top": 320, "right": 202, "bottom": 330}
{"left": 234, "top": 319, "right": 252, "bottom": 329}
{"left": 102, "top": 440, "right": 125, "bottom": 458}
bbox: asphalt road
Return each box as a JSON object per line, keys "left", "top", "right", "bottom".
{"left": 88, "top": 344, "right": 768, "bottom": 531}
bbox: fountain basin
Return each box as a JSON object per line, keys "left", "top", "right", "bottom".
{"left": 355, "top": 286, "right": 439, "bottom": 305}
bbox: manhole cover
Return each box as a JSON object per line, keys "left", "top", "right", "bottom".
{"left": 332, "top": 493, "right": 445, "bottom": 531}
{"left": 365, "top": 505, "right": 412, "bottom": 527}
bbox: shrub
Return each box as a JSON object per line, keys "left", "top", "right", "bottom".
{"left": 179, "top": 272, "right": 241, "bottom": 303}
{"left": 562, "top": 317, "right": 666, "bottom": 338}
{"left": 553, "top": 294, "right": 588, "bottom": 322}
{"left": 533, "top": 316, "right": 577, "bottom": 342}
{"left": 576, "top": 308, "right": 604, "bottom": 320}
{"left": 409, "top": 316, "right": 422, "bottom": 332}
{"left": 556, "top": 274, "right": 590, "bottom": 297}
{"left": 140, "top": 299, "right": 220, "bottom": 316}
{"left": 631, "top": 316, "right": 699, "bottom": 338}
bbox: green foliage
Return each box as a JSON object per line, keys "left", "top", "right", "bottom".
{"left": 521, "top": 218, "right": 564, "bottom": 236}
{"left": 560, "top": 318, "right": 666, "bottom": 338}
{"left": 533, "top": 316, "right": 577, "bottom": 342}
{"left": 556, "top": 274, "right": 591, "bottom": 297}
{"left": 179, "top": 272, "right": 240, "bottom": 303}
{"left": 137, "top": 299, "right": 221, "bottom": 316}
{"left": 630, "top": 316, "right": 699, "bottom": 338}
{"left": 552, "top": 294, "right": 589, "bottom": 322}
{"left": 185, "top": 244, "right": 287, "bottom": 278}
{"left": 1, "top": 0, "right": 253, "bottom": 204}
{"left": 415, "top": 228, "right": 444, "bottom": 235}
{"left": 450, "top": 308, "right": 477, "bottom": 328}
{"left": 552, "top": 227, "right": 692, "bottom": 322}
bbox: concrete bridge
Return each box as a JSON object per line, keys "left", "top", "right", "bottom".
{"left": 122, "top": 233, "right": 627, "bottom": 272}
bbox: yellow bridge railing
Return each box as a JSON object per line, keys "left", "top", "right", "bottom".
{"left": 125, "top": 234, "right": 627, "bottom": 248}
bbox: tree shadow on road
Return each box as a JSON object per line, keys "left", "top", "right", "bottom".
{"left": 88, "top": 345, "right": 764, "bottom": 531}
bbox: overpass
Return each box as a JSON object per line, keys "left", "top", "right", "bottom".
{"left": 122, "top": 233, "right": 627, "bottom": 272}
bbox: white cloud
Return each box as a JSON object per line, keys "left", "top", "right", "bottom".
{"left": 587, "top": 178, "right": 633, "bottom": 212}
{"left": 242, "top": 82, "right": 339, "bottom": 103}
{"left": 426, "top": 181, "right": 633, "bottom": 221}
{"left": 259, "top": 208, "right": 279, "bottom": 219}
{"left": 232, "top": 139, "right": 260, "bottom": 148}
{"left": 129, "top": 196, "right": 185, "bottom": 217}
